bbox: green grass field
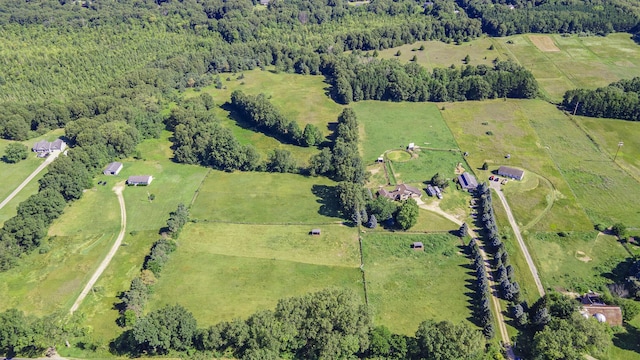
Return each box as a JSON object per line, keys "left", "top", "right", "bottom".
{"left": 526, "top": 231, "right": 630, "bottom": 293}
{"left": 362, "top": 232, "right": 474, "bottom": 335}
{"left": 189, "top": 171, "right": 342, "bottom": 224}
{"left": 575, "top": 116, "right": 640, "bottom": 182}
{"left": 184, "top": 70, "right": 344, "bottom": 165}
{"left": 377, "top": 33, "right": 640, "bottom": 102}
{"left": 147, "top": 222, "right": 362, "bottom": 326}
{"left": 352, "top": 101, "right": 458, "bottom": 162}
{"left": 529, "top": 109, "right": 640, "bottom": 227}
{"left": 441, "top": 99, "right": 593, "bottom": 231}
{"left": 0, "top": 129, "right": 65, "bottom": 225}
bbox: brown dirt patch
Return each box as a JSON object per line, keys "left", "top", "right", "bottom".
{"left": 529, "top": 35, "right": 561, "bottom": 52}
{"left": 575, "top": 250, "right": 592, "bottom": 262}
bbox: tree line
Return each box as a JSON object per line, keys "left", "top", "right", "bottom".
{"left": 112, "top": 287, "right": 494, "bottom": 360}
{"left": 116, "top": 204, "right": 188, "bottom": 328}
{"left": 230, "top": 90, "right": 322, "bottom": 146}
{"left": 563, "top": 77, "right": 640, "bottom": 121}
{"left": 326, "top": 58, "right": 539, "bottom": 104}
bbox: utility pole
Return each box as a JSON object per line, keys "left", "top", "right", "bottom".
{"left": 614, "top": 141, "right": 624, "bottom": 162}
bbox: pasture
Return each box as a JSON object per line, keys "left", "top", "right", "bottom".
{"left": 441, "top": 99, "right": 592, "bottom": 231}
{"left": 575, "top": 116, "right": 640, "bottom": 182}
{"left": 361, "top": 232, "right": 474, "bottom": 335}
{"left": 526, "top": 231, "right": 629, "bottom": 293}
{"left": 147, "top": 222, "right": 362, "bottom": 326}
{"left": 496, "top": 33, "right": 640, "bottom": 101}
{"left": 351, "top": 101, "right": 458, "bottom": 162}
{"left": 185, "top": 70, "right": 344, "bottom": 165}
{"left": 377, "top": 33, "right": 640, "bottom": 102}
{"left": 189, "top": 171, "right": 342, "bottom": 224}
{"left": 528, "top": 107, "right": 640, "bottom": 227}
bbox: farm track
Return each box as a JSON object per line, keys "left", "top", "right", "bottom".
{"left": 491, "top": 183, "right": 545, "bottom": 297}
{"left": 0, "top": 150, "right": 60, "bottom": 211}
{"left": 69, "top": 183, "right": 126, "bottom": 314}
{"left": 415, "top": 198, "right": 516, "bottom": 360}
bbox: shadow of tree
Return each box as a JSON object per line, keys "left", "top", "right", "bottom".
{"left": 311, "top": 184, "right": 342, "bottom": 219}
{"left": 613, "top": 324, "right": 640, "bottom": 353}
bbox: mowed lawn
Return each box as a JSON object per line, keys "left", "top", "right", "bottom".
{"left": 190, "top": 171, "right": 343, "bottom": 224}
{"left": 147, "top": 223, "right": 362, "bottom": 326}
{"left": 352, "top": 101, "right": 458, "bottom": 162}
{"left": 362, "top": 232, "right": 474, "bottom": 335}
{"left": 441, "top": 99, "right": 592, "bottom": 231}
{"left": 576, "top": 116, "right": 640, "bottom": 182}
{"left": 184, "top": 69, "right": 344, "bottom": 166}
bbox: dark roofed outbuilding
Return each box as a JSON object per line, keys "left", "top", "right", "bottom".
{"left": 458, "top": 172, "right": 478, "bottom": 191}
{"left": 498, "top": 166, "right": 525, "bottom": 180}
{"left": 311, "top": 229, "right": 321, "bottom": 235}
{"left": 412, "top": 242, "right": 424, "bottom": 251}
{"left": 104, "top": 162, "right": 123, "bottom": 176}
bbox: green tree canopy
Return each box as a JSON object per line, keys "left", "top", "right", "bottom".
{"left": 396, "top": 198, "right": 419, "bottom": 230}
{"left": 3, "top": 142, "right": 28, "bottom": 163}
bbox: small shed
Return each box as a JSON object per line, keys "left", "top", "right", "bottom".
{"left": 103, "top": 162, "right": 123, "bottom": 176}
{"left": 412, "top": 242, "right": 424, "bottom": 251}
{"left": 310, "top": 229, "right": 321, "bottom": 235}
{"left": 408, "top": 142, "right": 415, "bottom": 150}
{"left": 377, "top": 157, "right": 384, "bottom": 163}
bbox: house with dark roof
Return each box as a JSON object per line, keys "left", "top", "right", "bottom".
{"left": 457, "top": 172, "right": 478, "bottom": 191}
{"left": 103, "top": 162, "right": 123, "bottom": 176}
{"left": 127, "top": 175, "right": 153, "bottom": 186}
{"left": 498, "top": 166, "right": 525, "bottom": 180}
{"left": 33, "top": 139, "right": 66, "bottom": 154}
{"left": 378, "top": 184, "right": 421, "bottom": 201}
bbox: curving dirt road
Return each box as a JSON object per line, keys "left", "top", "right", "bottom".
{"left": 490, "top": 182, "right": 545, "bottom": 297}
{"left": 70, "top": 183, "right": 126, "bottom": 314}
{"left": 0, "top": 150, "right": 60, "bottom": 211}
{"left": 416, "top": 197, "right": 516, "bottom": 360}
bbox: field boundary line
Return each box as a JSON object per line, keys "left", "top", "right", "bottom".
{"left": 189, "top": 168, "right": 212, "bottom": 208}
{"left": 192, "top": 220, "right": 346, "bottom": 226}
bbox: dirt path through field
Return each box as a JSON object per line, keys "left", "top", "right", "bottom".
{"left": 415, "top": 198, "right": 515, "bottom": 360}
{"left": 0, "top": 150, "right": 60, "bottom": 211}
{"left": 69, "top": 183, "right": 126, "bottom": 314}
{"left": 491, "top": 182, "right": 545, "bottom": 297}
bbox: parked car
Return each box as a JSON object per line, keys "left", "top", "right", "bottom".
{"left": 501, "top": 179, "right": 508, "bottom": 185}
{"left": 493, "top": 177, "right": 500, "bottom": 182}
{"left": 489, "top": 175, "right": 494, "bottom": 180}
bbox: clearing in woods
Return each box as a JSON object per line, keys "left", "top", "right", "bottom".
{"left": 528, "top": 35, "right": 561, "bottom": 52}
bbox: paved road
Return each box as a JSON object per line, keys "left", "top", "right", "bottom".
{"left": 0, "top": 151, "right": 60, "bottom": 211}
{"left": 416, "top": 198, "right": 516, "bottom": 360}
{"left": 490, "top": 182, "right": 546, "bottom": 297}
{"left": 70, "top": 184, "right": 126, "bottom": 314}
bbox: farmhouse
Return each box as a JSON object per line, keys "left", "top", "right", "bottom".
{"left": 580, "top": 292, "right": 623, "bottom": 326}
{"left": 498, "top": 166, "right": 525, "bottom": 180}
{"left": 127, "top": 175, "right": 153, "bottom": 186}
{"left": 457, "top": 172, "right": 478, "bottom": 191}
{"left": 32, "top": 139, "right": 66, "bottom": 154}
{"left": 103, "top": 162, "right": 123, "bottom": 175}
{"left": 379, "top": 184, "right": 421, "bottom": 201}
